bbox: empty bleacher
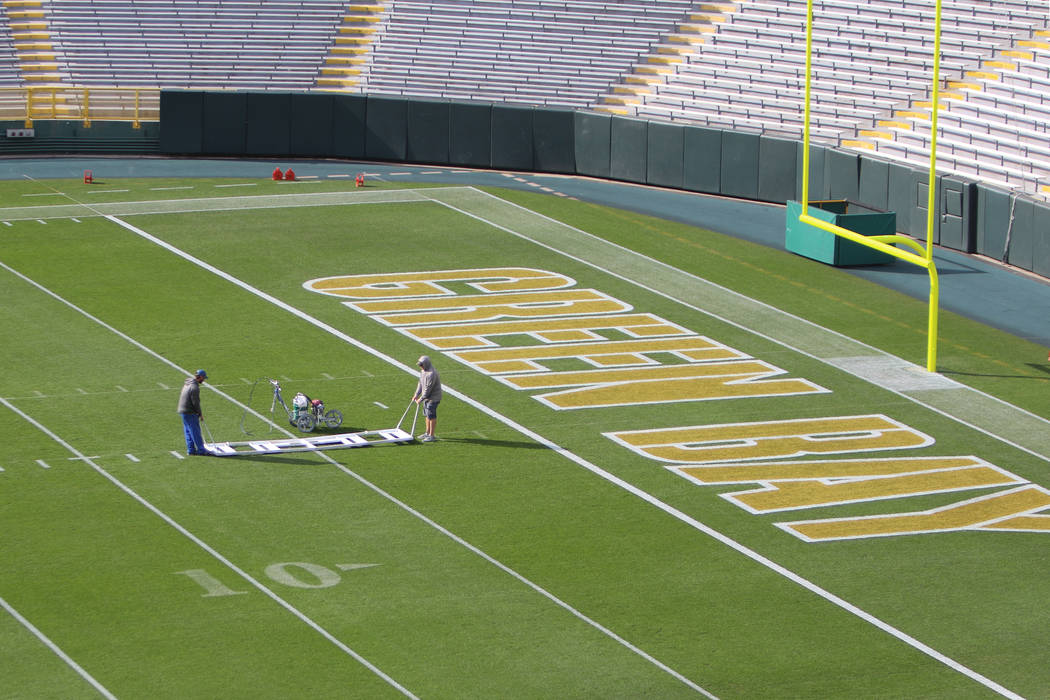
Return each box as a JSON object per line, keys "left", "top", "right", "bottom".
{"left": 42, "top": 0, "right": 348, "bottom": 90}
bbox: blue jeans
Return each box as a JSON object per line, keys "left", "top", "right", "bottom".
{"left": 181, "top": 413, "right": 206, "bottom": 455}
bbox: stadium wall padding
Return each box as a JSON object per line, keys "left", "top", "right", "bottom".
{"left": 758, "top": 136, "right": 797, "bottom": 204}
{"left": 720, "top": 131, "right": 759, "bottom": 200}
{"left": 407, "top": 99, "right": 451, "bottom": 164}
{"left": 202, "top": 91, "right": 247, "bottom": 155}
{"left": 976, "top": 186, "right": 1012, "bottom": 261}
{"left": 1034, "top": 202, "right": 1050, "bottom": 279}
{"left": 574, "top": 111, "right": 611, "bottom": 179}
{"left": 682, "top": 125, "right": 722, "bottom": 194}
{"left": 246, "top": 92, "right": 291, "bottom": 156}
{"left": 646, "top": 121, "right": 684, "bottom": 189}
{"left": 290, "top": 93, "right": 335, "bottom": 157}
{"left": 533, "top": 108, "right": 576, "bottom": 174}
{"left": 609, "top": 116, "right": 648, "bottom": 183}
{"left": 365, "top": 97, "right": 408, "bottom": 161}
{"left": 159, "top": 90, "right": 203, "bottom": 153}
{"left": 491, "top": 105, "right": 534, "bottom": 171}
{"left": 1006, "top": 197, "right": 1035, "bottom": 272}
{"left": 331, "top": 94, "right": 367, "bottom": 158}
{"left": 450, "top": 102, "right": 492, "bottom": 168}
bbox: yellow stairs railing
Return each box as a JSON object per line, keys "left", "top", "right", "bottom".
{"left": 595, "top": 2, "right": 739, "bottom": 115}
{"left": 317, "top": 1, "right": 387, "bottom": 90}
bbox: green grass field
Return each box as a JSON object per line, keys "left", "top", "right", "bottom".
{"left": 2, "top": 174, "right": 1049, "bottom": 699}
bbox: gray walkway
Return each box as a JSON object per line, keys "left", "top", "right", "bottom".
{"left": 2, "top": 155, "right": 1048, "bottom": 347}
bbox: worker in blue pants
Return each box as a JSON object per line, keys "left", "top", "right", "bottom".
{"left": 177, "top": 369, "right": 211, "bottom": 456}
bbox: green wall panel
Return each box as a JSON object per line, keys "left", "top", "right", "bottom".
{"left": 246, "top": 92, "right": 291, "bottom": 156}
{"left": 159, "top": 90, "right": 203, "bottom": 154}
{"left": 610, "top": 116, "right": 647, "bottom": 183}
{"left": 407, "top": 99, "right": 451, "bottom": 164}
{"left": 491, "top": 105, "right": 534, "bottom": 171}
{"left": 825, "top": 149, "right": 859, "bottom": 202}
{"left": 858, "top": 155, "right": 889, "bottom": 211}
{"left": 682, "top": 125, "right": 721, "bottom": 194}
{"left": 574, "top": 111, "right": 611, "bottom": 179}
{"left": 757, "top": 136, "right": 796, "bottom": 204}
{"left": 886, "top": 162, "right": 916, "bottom": 234}
{"left": 646, "top": 121, "right": 684, "bottom": 189}
{"left": 796, "top": 144, "right": 828, "bottom": 200}
{"left": 1033, "top": 201, "right": 1050, "bottom": 278}
{"left": 450, "top": 102, "right": 491, "bottom": 167}
{"left": 1006, "top": 198, "right": 1035, "bottom": 272}
{"left": 202, "top": 91, "right": 246, "bottom": 155}
{"left": 290, "top": 93, "right": 334, "bottom": 157}
{"left": 720, "top": 130, "right": 759, "bottom": 200}
{"left": 533, "top": 108, "right": 575, "bottom": 174}
{"left": 365, "top": 96, "right": 408, "bottom": 161}
{"left": 331, "top": 94, "right": 366, "bottom": 158}
{"left": 976, "top": 185, "right": 1011, "bottom": 260}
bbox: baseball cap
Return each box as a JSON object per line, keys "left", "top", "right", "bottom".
{"left": 195, "top": 369, "right": 208, "bottom": 378}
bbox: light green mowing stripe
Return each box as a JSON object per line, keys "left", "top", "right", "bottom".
{"left": 416, "top": 186, "right": 1050, "bottom": 468}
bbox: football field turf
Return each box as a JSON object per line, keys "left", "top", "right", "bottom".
{"left": 2, "top": 174, "right": 1049, "bottom": 698}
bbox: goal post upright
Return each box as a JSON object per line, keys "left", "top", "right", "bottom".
{"left": 798, "top": 0, "right": 943, "bottom": 372}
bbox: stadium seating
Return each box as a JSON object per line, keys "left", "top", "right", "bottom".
{"left": 2, "top": 0, "right": 1050, "bottom": 195}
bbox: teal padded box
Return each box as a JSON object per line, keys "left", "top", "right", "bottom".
{"left": 785, "top": 200, "right": 896, "bottom": 266}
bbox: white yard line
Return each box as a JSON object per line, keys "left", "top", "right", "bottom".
{"left": 0, "top": 594, "right": 117, "bottom": 700}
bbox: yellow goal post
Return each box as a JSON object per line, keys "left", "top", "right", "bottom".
{"left": 798, "top": 0, "right": 943, "bottom": 372}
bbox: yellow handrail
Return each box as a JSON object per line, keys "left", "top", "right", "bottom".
{"left": 0, "top": 86, "right": 160, "bottom": 127}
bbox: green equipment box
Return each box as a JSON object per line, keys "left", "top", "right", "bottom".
{"left": 785, "top": 200, "right": 896, "bottom": 266}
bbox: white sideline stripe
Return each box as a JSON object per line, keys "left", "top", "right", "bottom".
{"left": 0, "top": 397, "right": 417, "bottom": 700}
{"left": 0, "top": 594, "right": 116, "bottom": 700}
{"left": 104, "top": 215, "right": 715, "bottom": 697}
{"left": 411, "top": 191, "right": 1022, "bottom": 699}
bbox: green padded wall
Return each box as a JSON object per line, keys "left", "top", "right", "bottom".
{"left": 796, "top": 144, "right": 828, "bottom": 201}
{"left": 331, "top": 94, "right": 366, "bottom": 158}
{"left": 574, "top": 112, "right": 611, "bottom": 179}
{"left": 825, "top": 149, "right": 859, "bottom": 202}
{"left": 646, "top": 121, "right": 684, "bottom": 189}
{"left": 202, "top": 91, "right": 247, "bottom": 155}
{"left": 682, "top": 125, "right": 721, "bottom": 194}
{"left": 246, "top": 92, "right": 291, "bottom": 156}
{"left": 290, "top": 93, "right": 334, "bottom": 157}
{"left": 858, "top": 155, "right": 889, "bottom": 211}
{"left": 610, "top": 116, "right": 647, "bottom": 183}
{"left": 159, "top": 90, "right": 203, "bottom": 154}
{"left": 758, "top": 136, "right": 796, "bottom": 204}
{"left": 938, "top": 176, "right": 977, "bottom": 253}
{"left": 406, "top": 99, "right": 451, "bottom": 164}
{"left": 976, "top": 186, "right": 1011, "bottom": 260}
{"left": 365, "top": 96, "right": 408, "bottom": 161}
{"left": 886, "top": 162, "right": 915, "bottom": 234}
{"left": 720, "top": 131, "right": 759, "bottom": 200}
{"left": 1006, "top": 197, "right": 1035, "bottom": 272}
{"left": 450, "top": 102, "right": 491, "bottom": 167}
{"left": 1034, "top": 201, "right": 1050, "bottom": 278}
{"left": 491, "top": 105, "right": 534, "bottom": 171}
{"left": 533, "top": 107, "right": 575, "bottom": 174}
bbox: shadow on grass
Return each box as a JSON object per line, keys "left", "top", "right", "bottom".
{"left": 437, "top": 436, "right": 549, "bottom": 450}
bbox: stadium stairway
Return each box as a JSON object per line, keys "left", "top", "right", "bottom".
{"left": 595, "top": 1, "right": 739, "bottom": 116}
{"left": 317, "top": 1, "right": 388, "bottom": 91}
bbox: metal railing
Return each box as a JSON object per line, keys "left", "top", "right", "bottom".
{"left": 0, "top": 87, "right": 160, "bottom": 127}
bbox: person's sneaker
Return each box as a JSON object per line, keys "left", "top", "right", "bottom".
{"left": 416, "top": 434, "right": 428, "bottom": 441}
{"left": 421, "top": 434, "right": 436, "bottom": 442}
